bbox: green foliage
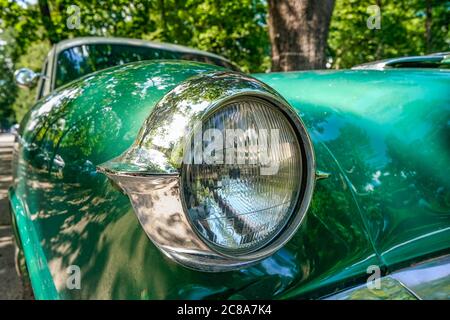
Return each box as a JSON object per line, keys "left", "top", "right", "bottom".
{"left": 11, "top": 40, "right": 51, "bottom": 122}
{"left": 329, "top": 0, "right": 450, "bottom": 68}
{"left": 0, "top": 29, "right": 17, "bottom": 127}
{"left": 0, "top": 0, "right": 269, "bottom": 123}
{"left": 0, "top": 0, "right": 449, "bottom": 123}
{"left": 1, "top": 0, "right": 269, "bottom": 72}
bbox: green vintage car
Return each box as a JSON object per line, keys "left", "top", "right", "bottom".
{"left": 9, "top": 37, "right": 450, "bottom": 300}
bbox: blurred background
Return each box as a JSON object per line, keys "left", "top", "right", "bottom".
{"left": 0, "top": 0, "right": 449, "bottom": 128}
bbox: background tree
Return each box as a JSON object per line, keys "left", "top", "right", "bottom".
{"left": 0, "top": 0, "right": 448, "bottom": 125}
{"left": 268, "top": 0, "right": 335, "bottom": 71}
{"left": 0, "top": 29, "right": 17, "bottom": 129}
{"left": 328, "top": 0, "right": 450, "bottom": 69}
{"left": 11, "top": 40, "right": 51, "bottom": 122}
{"left": 0, "top": 0, "right": 270, "bottom": 123}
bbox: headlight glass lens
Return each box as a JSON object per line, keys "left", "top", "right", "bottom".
{"left": 182, "top": 98, "right": 302, "bottom": 255}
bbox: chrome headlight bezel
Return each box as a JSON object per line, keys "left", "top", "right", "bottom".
{"left": 98, "top": 71, "right": 316, "bottom": 271}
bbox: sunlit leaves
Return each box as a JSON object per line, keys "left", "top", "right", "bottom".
{"left": 328, "top": 0, "right": 450, "bottom": 69}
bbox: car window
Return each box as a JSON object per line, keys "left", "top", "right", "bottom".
{"left": 55, "top": 43, "right": 238, "bottom": 88}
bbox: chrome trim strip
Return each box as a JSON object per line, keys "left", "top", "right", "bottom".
{"left": 389, "top": 254, "right": 450, "bottom": 300}
{"left": 315, "top": 170, "right": 331, "bottom": 181}
{"left": 324, "top": 276, "right": 418, "bottom": 300}
{"left": 392, "top": 278, "right": 422, "bottom": 300}
{"left": 325, "top": 254, "right": 450, "bottom": 300}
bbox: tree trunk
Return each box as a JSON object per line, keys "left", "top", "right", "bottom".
{"left": 268, "top": 0, "right": 335, "bottom": 71}
{"left": 38, "top": 0, "right": 59, "bottom": 44}
{"left": 375, "top": 0, "right": 383, "bottom": 60}
{"left": 425, "top": 0, "right": 432, "bottom": 53}
{"left": 160, "top": 0, "right": 167, "bottom": 40}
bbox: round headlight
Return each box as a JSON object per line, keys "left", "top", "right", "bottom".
{"left": 99, "top": 70, "right": 316, "bottom": 271}
{"left": 181, "top": 97, "right": 303, "bottom": 257}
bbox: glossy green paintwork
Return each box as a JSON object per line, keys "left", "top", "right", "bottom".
{"left": 254, "top": 69, "right": 450, "bottom": 271}
{"left": 10, "top": 60, "right": 449, "bottom": 299}
{"left": 8, "top": 188, "right": 59, "bottom": 299}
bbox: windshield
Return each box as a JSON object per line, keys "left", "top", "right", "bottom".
{"left": 55, "top": 43, "right": 237, "bottom": 88}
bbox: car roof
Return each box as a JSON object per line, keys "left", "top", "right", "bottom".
{"left": 352, "top": 52, "right": 450, "bottom": 70}
{"left": 54, "top": 37, "right": 232, "bottom": 64}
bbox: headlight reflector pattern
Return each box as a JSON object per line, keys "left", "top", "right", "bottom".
{"left": 182, "top": 98, "right": 302, "bottom": 256}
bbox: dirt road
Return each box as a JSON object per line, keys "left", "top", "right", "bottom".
{"left": 0, "top": 133, "right": 31, "bottom": 299}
